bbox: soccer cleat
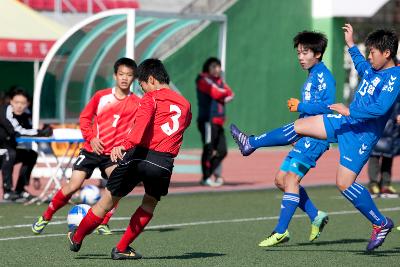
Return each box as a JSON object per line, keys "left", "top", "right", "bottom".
{"left": 230, "top": 124, "right": 255, "bottom": 156}
{"left": 366, "top": 217, "right": 394, "bottom": 252}
{"left": 309, "top": 211, "right": 329, "bottom": 242}
{"left": 32, "top": 216, "right": 49, "bottom": 234}
{"left": 68, "top": 227, "right": 82, "bottom": 252}
{"left": 258, "top": 230, "right": 290, "bottom": 247}
{"left": 94, "top": 224, "right": 112, "bottom": 235}
{"left": 111, "top": 246, "right": 142, "bottom": 260}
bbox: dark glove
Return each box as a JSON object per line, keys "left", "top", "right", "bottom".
{"left": 37, "top": 124, "right": 53, "bottom": 137}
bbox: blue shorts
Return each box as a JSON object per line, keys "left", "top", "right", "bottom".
{"left": 322, "top": 114, "right": 377, "bottom": 174}
{"left": 280, "top": 137, "right": 328, "bottom": 178}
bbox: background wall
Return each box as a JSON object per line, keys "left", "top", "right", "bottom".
{"left": 165, "top": 0, "right": 314, "bottom": 148}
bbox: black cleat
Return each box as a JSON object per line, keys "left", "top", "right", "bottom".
{"left": 111, "top": 246, "right": 142, "bottom": 260}
{"left": 67, "top": 227, "right": 82, "bottom": 252}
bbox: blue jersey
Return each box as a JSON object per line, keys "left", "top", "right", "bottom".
{"left": 348, "top": 46, "right": 400, "bottom": 142}
{"left": 298, "top": 62, "right": 336, "bottom": 117}
{"left": 298, "top": 61, "right": 336, "bottom": 145}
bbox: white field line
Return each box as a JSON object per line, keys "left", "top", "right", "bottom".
{"left": 0, "top": 206, "right": 399, "bottom": 241}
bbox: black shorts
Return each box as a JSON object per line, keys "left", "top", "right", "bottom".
{"left": 72, "top": 149, "right": 115, "bottom": 179}
{"left": 106, "top": 147, "right": 174, "bottom": 201}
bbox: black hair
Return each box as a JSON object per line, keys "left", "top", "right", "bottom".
{"left": 365, "top": 29, "right": 398, "bottom": 60}
{"left": 137, "top": 59, "right": 170, "bottom": 84}
{"left": 8, "top": 86, "right": 30, "bottom": 101}
{"left": 202, "top": 57, "right": 221, "bottom": 73}
{"left": 293, "top": 31, "right": 328, "bottom": 60}
{"left": 113, "top": 57, "right": 137, "bottom": 74}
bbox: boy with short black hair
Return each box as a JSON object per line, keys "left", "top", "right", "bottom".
{"left": 258, "top": 31, "right": 335, "bottom": 247}
{"left": 231, "top": 24, "right": 399, "bottom": 251}
{"left": 68, "top": 59, "right": 192, "bottom": 260}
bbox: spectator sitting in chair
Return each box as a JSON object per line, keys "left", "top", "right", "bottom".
{"left": 0, "top": 87, "right": 52, "bottom": 201}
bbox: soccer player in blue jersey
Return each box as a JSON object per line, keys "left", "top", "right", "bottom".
{"left": 231, "top": 24, "right": 399, "bottom": 251}
{"left": 256, "top": 31, "right": 335, "bottom": 247}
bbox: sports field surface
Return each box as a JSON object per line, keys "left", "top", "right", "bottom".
{"left": 1, "top": 186, "right": 399, "bottom": 266}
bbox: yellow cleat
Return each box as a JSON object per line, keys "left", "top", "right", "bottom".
{"left": 258, "top": 230, "right": 290, "bottom": 247}
{"left": 309, "top": 211, "right": 329, "bottom": 242}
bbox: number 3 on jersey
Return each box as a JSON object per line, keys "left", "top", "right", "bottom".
{"left": 161, "top": 105, "right": 181, "bottom": 136}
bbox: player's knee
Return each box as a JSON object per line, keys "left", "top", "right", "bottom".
{"left": 284, "top": 172, "right": 300, "bottom": 190}
{"left": 274, "top": 176, "right": 285, "bottom": 190}
{"left": 336, "top": 179, "right": 351, "bottom": 191}
{"left": 62, "top": 182, "right": 79, "bottom": 196}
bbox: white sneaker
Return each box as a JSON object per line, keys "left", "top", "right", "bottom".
{"left": 200, "top": 178, "right": 222, "bottom": 187}
{"left": 214, "top": 177, "right": 224, "bottom": 186}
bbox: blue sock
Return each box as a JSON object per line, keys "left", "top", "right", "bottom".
{"left": 249, "top": 122, "right": 300, "bottom": 148}
{"left": 298, "top": 186, "right": 318, "bottom": 221}
{"left": 274, "top": 193, "right": 300, "bottom": 234}
{"left": 341, "top": 182, "right": 386, "bottom": 225}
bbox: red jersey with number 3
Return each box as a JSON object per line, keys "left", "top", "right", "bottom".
{"left": 80, "top": 88, "right": 140, "bottom": 155}
{"left": 121, "top": 88, "right": 192, "bottom": 156}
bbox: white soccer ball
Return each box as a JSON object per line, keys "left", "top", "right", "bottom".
{"left": 67, "top": 204, "right": 91, "bottom": 230}
{"left": 79, "top": 185, "right": 101, "bottom": 205}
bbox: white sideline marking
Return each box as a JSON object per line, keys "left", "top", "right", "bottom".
{"left": 0, "top": 206, "right": 399, "bottom": 241}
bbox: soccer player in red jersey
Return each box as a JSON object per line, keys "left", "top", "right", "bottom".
{"left": 32, "top": 58, "right": 139, "bottom": 235}
{"left": 68, "top": 59, "right": 192, "bottom": 260}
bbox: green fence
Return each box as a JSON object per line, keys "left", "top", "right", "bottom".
{"left": 165, "top": 0, "right": 313, "bottom": 148}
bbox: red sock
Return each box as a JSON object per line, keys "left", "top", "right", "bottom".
{"left": 101, "top": 203, "right": 119, "bottom": 225}
{"left": 42, "top": 190, "right": 70, "bottom": 221}
{"left": 116, "top": 207, "right": 153, "bottom": 252}
{"left": 73, "top": 208, "right": 104, "bottom": 243}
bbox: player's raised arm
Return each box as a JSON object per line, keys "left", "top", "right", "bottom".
{"left": 343, "top": 24, "right": 371, "bottom": 76}
{"left": 343, "top": 23, "right": 355, "bottom": 48}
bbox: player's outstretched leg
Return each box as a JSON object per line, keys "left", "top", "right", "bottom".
{"left": 230, "top": 122, "right": 301, "bottom": 156}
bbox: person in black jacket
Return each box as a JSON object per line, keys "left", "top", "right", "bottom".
{"left": 196, "top": 57, "right": 234, "bottom": 187}
{"left": 0, "top": 87, "right": 52, "bottom": 201}
{"left": 368, "top": 100, "right": 400, "bottom": 197}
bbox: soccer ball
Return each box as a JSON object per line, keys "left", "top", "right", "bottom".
{"left": 79, "top": 185, "right": 100, "bottom": 205}
{"left": 67, "top": 204, "right": 91, "bottom": 229}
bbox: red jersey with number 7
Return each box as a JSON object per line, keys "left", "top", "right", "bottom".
{"left": 121, "top": 88, "right": 192, "bottom": 157}
{"left": 80, "top": 88, "right": 140, "bottom": 155}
